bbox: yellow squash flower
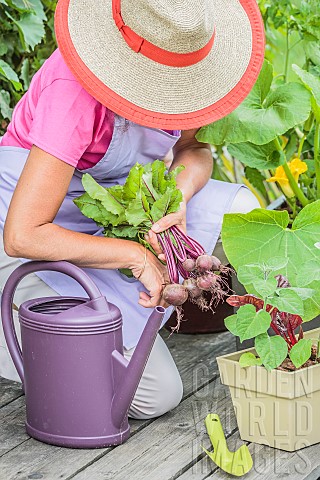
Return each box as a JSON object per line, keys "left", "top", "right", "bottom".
{"left": 267, "top": 158, "right": 308, "bottom": 198}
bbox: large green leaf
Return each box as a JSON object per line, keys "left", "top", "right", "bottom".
{"left": 293, "top": 64, "right": 320, "bottom": 122}
{"left": 6, "top": 9, "right": 45, "bottom": 51}
{"left": 196, "top": 60, "right": 311, "bottom": 146}
{"left": 254, "top": 333, "right": 288, "bottom": 370}
{"left": 221, "top": 201, "right": 320, "bottom": 320}
{"left": 228, "top": 141, "right": 285, "bottom": 170}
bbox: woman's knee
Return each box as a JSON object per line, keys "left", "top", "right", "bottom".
{"left": 126, "top": 335, "right": 183, "bottom": 420}
{"left": 229, "top": 186, "right": 260, "bottom": 214}
{"left": 129, "top": 367, "right": 183, "bottom": 420}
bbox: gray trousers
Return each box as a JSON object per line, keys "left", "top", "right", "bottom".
{"left": 0, "top": 187, "right": 260, "bottom": 419}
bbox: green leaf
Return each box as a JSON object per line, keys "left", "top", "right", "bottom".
{"left": 255, "top": 333, "right": 288, "bottom": 370}
{"left": 263, "top": 257, "right": 289, "bottom": 272}
{"left": 303, "top": 38, "right": 320, "bottom": 66}
{"left": 20, "top": 58, "right": 30, "bottom": 89}
{"left": 73, "top": 193, "right": 119, "bottom": 226}
{"left": 82, "top": 174, "right": 125, "bottom": 216}
{"left": 239, "top": 352, "right": 262, "bottom": 368}
{"left": 221, "top": 201, "right": 320, "bottom": 321}
{"left": 237, "top": 264, "right": 264, "bottom": 285}
{"left": 123, "top": 163, "right": 143, "bottom": 200}
{"left": 236, "top": 304, "right": 271, "bottom": 342}
{"left": 289, "top": 338, "right": 312, "bottom": 368}
{"left": 196, "top": 60, "right": 311, "bottom": 146}
{"left": 6, "top": 9, "right": 45, "bottom": 51}
{"left": 111, "top": 225, "right": 139, "bottom": 238}
{"left": 0, "top": 60, "right": 22, "bottom": 91}
{"left": 151, "top": 160, "right": 167, "bottom": 194}
{"left": 254, "top": 277, "right": 278, "bottom": 298}
{"left": 293, "top": 64, "right": 320, "bottom": 122}
{"left": 0, "top": 90, "right": 12, "bottom": 119}
{"left": 244, "top": 167, "right": 267, "bottom": 197}
{"left": 166, "top": 165, "right": 185, "bottom": 182}
{"left": 228, "top": 141, "right": 285, "bottom": 169}
{"left": 141, "top": 169, "right": 159, "bottom": 203}
{"left": 267, "top": 288, "right": 304, "bottom": 316}
{"left": 125, "top": 191, "right": 152, "bottom": 227}
{"left": 150, "top": 189, "right": 173, "bottom": 222}
{"left": 224, "top": 314, "right": 239, "bottom": 336}
{"left": 167, "top": 189, "right": 183, "bottom": 215}
{"left": 296, "top": 259, "right": 320, "bottom": 286}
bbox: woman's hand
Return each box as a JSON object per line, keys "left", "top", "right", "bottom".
{"left": 145, "top": 200, "right": 187, "bottom": 261}
{"left": 131, "top": 247, "right": 170, "bottom": 308}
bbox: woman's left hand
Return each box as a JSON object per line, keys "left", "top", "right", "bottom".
{"left": 145, "top": 200, "right": 187, "bottom": 261}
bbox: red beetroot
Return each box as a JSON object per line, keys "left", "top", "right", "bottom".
{"left": 182, "top": 258, "right": 196, "bottom": 272}
{"left": 196, "top": 272, "right": 219, "bottom": 291}
{"left": 163, "top": 284, "right": 188, "bottom": 306}
{"left": 195, "top": 254, "right": 215, "bottom": 272}
{"left": 183, "top": 278, "right": 202, "bottom": 299}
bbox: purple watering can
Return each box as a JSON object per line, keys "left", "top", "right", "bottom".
{"left": 1, "top": 260, "right": 165, "bottom": 448}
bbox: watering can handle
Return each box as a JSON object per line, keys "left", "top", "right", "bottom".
{"left": 1, "top": 260, "right": 103, "bottom": 384}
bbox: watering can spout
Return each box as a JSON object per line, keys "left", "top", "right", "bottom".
{"left": 111, "top": 306, "right": 165, "bottom": 429}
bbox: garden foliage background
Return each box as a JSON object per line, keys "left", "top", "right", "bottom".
{"left": 0, "top": 0, "right": 56, "bottom": 133}
{"left": 0, "top": 0, "right": 319, "bottom": 209}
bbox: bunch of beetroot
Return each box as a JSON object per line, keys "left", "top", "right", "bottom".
{"left": 159, "top": 226, "right": 233, "bottom": 331}
{"left": 74, "top": 161, "right": 233, "bottom": 332}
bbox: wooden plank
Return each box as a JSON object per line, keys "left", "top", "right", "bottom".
{"left": 184, "top": 440, "right": 320, "bottom": 480}
{"left": 178, "top": 427, "right": 320, "bottom": 479}
{"left": 0, "top": 377, "right": 23, "bottom": 408}
{"left": 0, "top": 331, "right": 235, "bottom": 480}
{"left": 62, "top": 380, "right": 236, "bottom": 480}
{"left": 0, "top": 397, "right": 27, "bottom": 458}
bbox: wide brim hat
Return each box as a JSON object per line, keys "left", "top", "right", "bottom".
{"left": 55, "top": 0, "right": 265, "bottom": 130}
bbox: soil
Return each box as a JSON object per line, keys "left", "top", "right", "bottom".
{"left": 276, "top": 344, "right": 320, "bottom": 371}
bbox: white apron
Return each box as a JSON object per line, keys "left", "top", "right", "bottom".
{"left": 0, "top": 115, "right": 243, "bottom": 348}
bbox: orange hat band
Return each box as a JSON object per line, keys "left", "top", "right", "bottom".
{"left": 112, "top": 0, "right": 215, "bottom": 67}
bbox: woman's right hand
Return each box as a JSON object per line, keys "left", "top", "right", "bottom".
{"left": 131, "top": 247, "right": 169, "bottom": 308}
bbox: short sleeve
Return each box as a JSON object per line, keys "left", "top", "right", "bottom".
{"left": 28, "top": 79, "right": 99, "bottom": 167}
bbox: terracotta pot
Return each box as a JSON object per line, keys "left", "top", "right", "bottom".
{"left": 217, "top": 327, "right": 320, "bottom": 452}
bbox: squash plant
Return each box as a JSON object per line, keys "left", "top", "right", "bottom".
{"left": 197, "top": 0, "right": 320, "bottom": 216}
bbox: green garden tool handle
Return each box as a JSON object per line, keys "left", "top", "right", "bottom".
{"left": 202, "top": 414, "right": 253, "bottom": 477}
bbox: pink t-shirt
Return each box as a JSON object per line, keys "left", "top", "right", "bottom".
{"left": 1, "top": 49, "right": 173, "bottom": 170}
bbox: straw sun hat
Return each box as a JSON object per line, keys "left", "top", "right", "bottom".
{"left": 55, "top": 0, "right": 265, "bottom": 129}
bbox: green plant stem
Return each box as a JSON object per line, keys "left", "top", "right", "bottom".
{"left": 282, "top": 163, "right": 309, "bottom": 207}
{"left": 315, "top": 121, "right": 320, "bottom": 199}
{"left": 297, "top": 134, "right": 306, "bottom": 159}
{"left": 284, "top": 23, "right": 290, "bottom": 83}
{"left": 288, "top": 38, "right": 302, "bottom": 51}
{"left": 274, "top": 138, "right": 309, "bottom": 207}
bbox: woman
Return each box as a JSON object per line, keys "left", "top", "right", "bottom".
{"left": 0, "top": 0, "right": 264, "bottom": 418}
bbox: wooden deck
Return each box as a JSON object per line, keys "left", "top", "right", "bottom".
{"left": 1, "top": 329, "right": 320, "bottom": 480}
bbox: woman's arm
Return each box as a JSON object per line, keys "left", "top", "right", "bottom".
{"left": 4, "top": 146, "right": 168, "bottom": 308}
{"left": 171, "top": 128, "right": 213, "bottom": 203}
{"left": 146, "top": 129, "right": 212, "bottom": 253}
